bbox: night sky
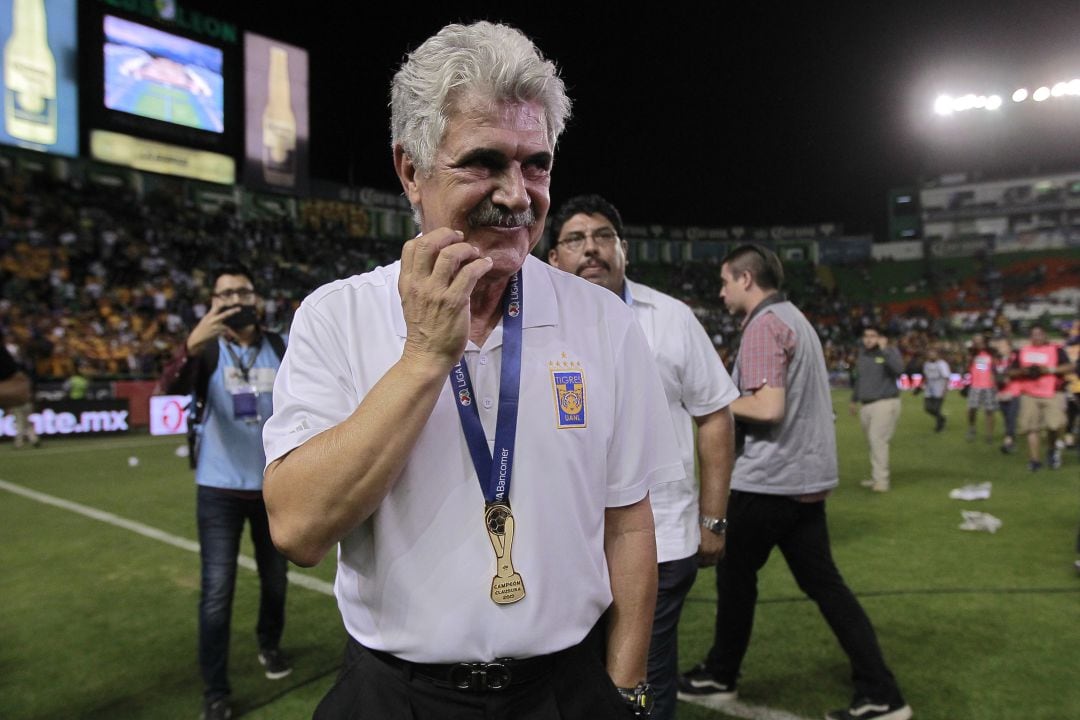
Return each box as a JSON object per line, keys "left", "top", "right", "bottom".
{"left": 189, "top": 1, "right": 1080, "bottom": 238}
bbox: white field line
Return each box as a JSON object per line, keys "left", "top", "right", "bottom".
{"left": 1, "top": 480, "right": 811, "bottom": 720}
{"left": 0, "top": 478, "right": 334, "bottom": 596}
{"left": 2, "top": 436, "right": 184, "bottom": 456}
{"left": 680, "top": 696, "right": 815, "bottom": 720}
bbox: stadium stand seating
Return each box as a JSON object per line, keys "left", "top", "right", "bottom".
{"left": 2, "top": 158, "right": 1075, "bottom": 384}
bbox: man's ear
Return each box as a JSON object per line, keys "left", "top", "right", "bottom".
{"left": 547, "top": 247, "right": 560, "bottom": 267}
{"left": 393, "top": 144, "right": 423, "bottom": 207}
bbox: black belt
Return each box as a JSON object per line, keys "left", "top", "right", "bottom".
{"left": 362, "top": 641, "right": 573, "bottom": 692}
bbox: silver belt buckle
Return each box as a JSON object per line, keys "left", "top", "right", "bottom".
{"left": 449, "top": 661, "right": 512, "bottom": 691}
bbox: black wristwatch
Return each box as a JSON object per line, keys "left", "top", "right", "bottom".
{"left": 616, "top": 681, "right": 654, "bottom": 718}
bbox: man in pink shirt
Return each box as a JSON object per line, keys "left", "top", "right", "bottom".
{"left": 1011, "top": 325, "right": 1070, "bottom": 471}
{"left": 965, "top": 334, "right": 998, "bottom": 443}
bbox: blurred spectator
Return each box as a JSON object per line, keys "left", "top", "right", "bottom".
{"left": 1011, "top": 325, "right": 1070, "bottom": 471}
{"left": 850, "top": 326, "right": 904, "bottom": 493}
{"left": 919, "top": 343, "right": 950, "bottom": 433}
{"left": 3, "top": 338, "right": 40, "bottom": 448}
{"left": 965, "top": 334, "right": 998, "bottom": 443}
{"left": 63, "top": 361, "right": 89, "bottom": 400}
{"left": 993, "top": 336, "right": 1022, "bottom": 455}
{"left": 1064, "top": 320, "right": 1079, "bottom": 450}
{"left": 0, "top": 335, "right": 31, "bottom": 416}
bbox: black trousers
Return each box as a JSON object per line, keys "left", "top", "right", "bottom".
{"left": 705, "top": 491, "right": 903, "bottom": 704}
{"left": 923, "top": 396, "right": 945, "bottom": 430}
{"left": 314, "top": 635, "right": 636, "bottom": 720}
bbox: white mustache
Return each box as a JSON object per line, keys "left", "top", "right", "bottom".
{"left": 467, "top": 199, "right": 535, "bottom": 228}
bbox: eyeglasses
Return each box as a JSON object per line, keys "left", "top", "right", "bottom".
{"left": 213, "top": 289, "right": 256, "bottom": 301}
{"left": 555, "top": 228, "right": 619, "bottom": 253}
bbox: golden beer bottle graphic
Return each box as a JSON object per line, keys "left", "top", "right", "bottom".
{"left": 261, "top": 46, "right": 296, "bottom": 186}
{"left": 3, "top": 0, "right": 57, "bottom": 145}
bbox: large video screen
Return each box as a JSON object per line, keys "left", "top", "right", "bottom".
{"left": 0, "top": 0, "right": 79, "bottom": 156}
{"left": 103, "top": 15, "right": 224, "bottom": 133}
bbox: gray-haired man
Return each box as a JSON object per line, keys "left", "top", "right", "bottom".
{"left": 262, "top": 22, "right": 679, "bottom": 719}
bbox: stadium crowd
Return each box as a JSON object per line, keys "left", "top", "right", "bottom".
{"left": 0, "top": 165, "right": 398, "bottom": 381}
{"left": 1, "top": 161, "right": 1075, "bottom": 391}
{"left": 633, "top": 259, "right": 1045, "bottom": 385}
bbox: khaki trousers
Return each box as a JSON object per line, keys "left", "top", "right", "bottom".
{"left": 10, "top": 402, "right": 38, "bottom": 447}
{"left": 859, "top": 398, "right": 901, "bottom": 487}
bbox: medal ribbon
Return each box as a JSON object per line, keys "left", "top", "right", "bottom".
{"left": 449, "top": 272, "right": 522, "bottom": 505}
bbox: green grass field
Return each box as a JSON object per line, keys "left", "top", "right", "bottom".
{"left": 135, "top": 86, "right": 202, "bottom": 129}
{"left": 1, "top": 391, "right": 1077, "bottom": 720}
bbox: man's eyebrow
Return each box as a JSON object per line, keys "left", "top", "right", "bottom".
{"left": 453, "top": 148, "right": 553, "bottom": 169}
{"left": 454, "top": 148, "right": 508, "bottom": 167}
{"left": 524, "top": 151, "right": 553, "bottom": 169}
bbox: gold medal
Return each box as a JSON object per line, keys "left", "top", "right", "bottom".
{"left": 485, "top": 503, "right": 525, "bottom": 604}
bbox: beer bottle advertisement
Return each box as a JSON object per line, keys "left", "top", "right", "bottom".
{"left": 243, "top": 32, "right": 308, "bottom": 194}
{"left": 0, "top": 0, "right": 77, "bottom": 155}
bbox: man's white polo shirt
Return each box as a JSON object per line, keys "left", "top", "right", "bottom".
{"left": 264, "top": 255, "right": 682, "bottom": 663}
{"left": 624, "top": 279, "right": 739, "bottom": 564}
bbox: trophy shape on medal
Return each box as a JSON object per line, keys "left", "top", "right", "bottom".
{"left": 486, "top": 504, "right": 525, "bottom": 604}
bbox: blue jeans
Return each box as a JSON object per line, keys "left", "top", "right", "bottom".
{"left": 197, "top": 485, "right": 288, "bottom": 703}
{"left": 648, "top": 555, "right": 698, "bottom": 720}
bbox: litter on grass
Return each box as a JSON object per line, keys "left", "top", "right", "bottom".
{"left": 959, "top": 510, "right": 1002, "bottom": 533}
{"left": 949, "top": 482, "right": 991, "bottom": 501}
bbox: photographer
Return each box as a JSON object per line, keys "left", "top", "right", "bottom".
{"left": 158, "top": 265, "right": 290, "bottom": 720}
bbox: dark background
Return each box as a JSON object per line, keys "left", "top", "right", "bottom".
{"left": 182, "top": 1, "right": 1080, "bottom": 237}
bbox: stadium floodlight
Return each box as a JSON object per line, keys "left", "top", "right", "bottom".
{"left": 933, "top": 92, "right": 1006, "bottom": 115}
{"left": 937, "top": 75, "right": 1080, "bottom": 116}
{"left": 934, "top": 94, "right": 955, "bottom": 115}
